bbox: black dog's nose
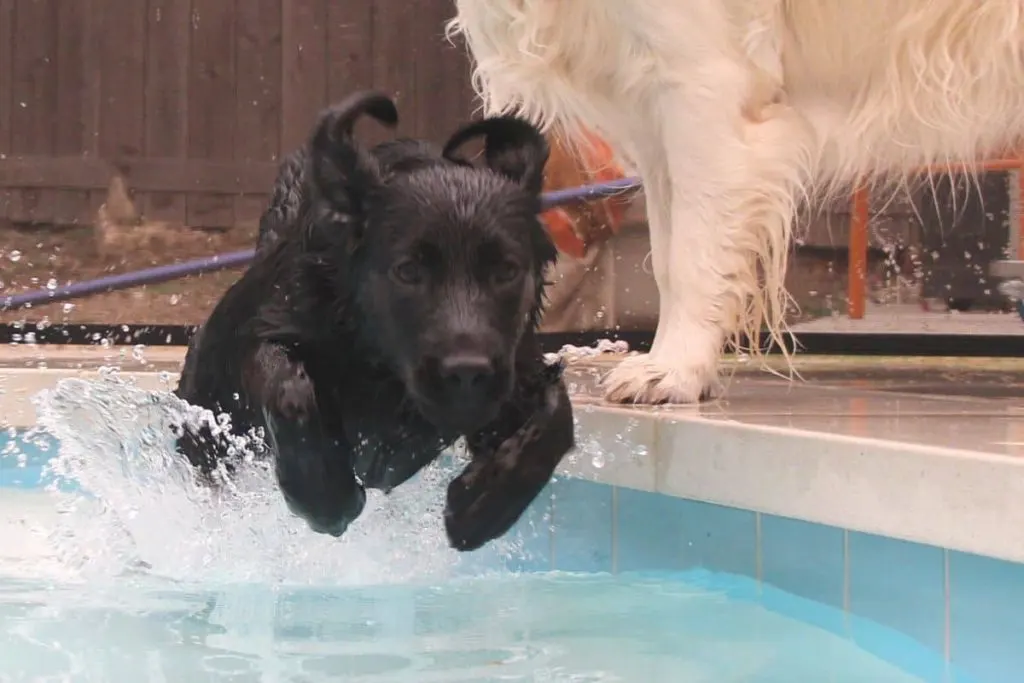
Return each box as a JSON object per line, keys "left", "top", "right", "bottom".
{"left": 439, "top": 353, "right": 495, "bottom": 390}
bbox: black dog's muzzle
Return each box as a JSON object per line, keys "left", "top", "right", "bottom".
{"left": 414, "top": 351, "right": 512, "bottom": 432}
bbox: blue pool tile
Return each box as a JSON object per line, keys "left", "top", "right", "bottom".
{"left": 502, "top": 487, "right": 554, "bottom": 573}
{"left": 847, "top": 532, "right": 946, "bottom": 662}
{"left": 614, "top": 486, "right": 690, "bottom": 573}
{"left": 678, "top": 499, "right": 758, "bottom": 579}
{"left": 455, "top": 485, "right": 553, "bottom": 576}
{"left": 550, "top": 477, "right": 613, "bottom": 573}
{"left": 761, "top": 515, "right": 845, "bottom": 631}
{"left": 949, "top": 550, "right": 1024, "bottom": 683}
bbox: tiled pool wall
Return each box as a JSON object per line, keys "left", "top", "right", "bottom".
{"left": 3, "top": 369, "right": 1024, "bottom": 683}
{"left": 513, "top": 477, "right": 1023, "bottom": 683}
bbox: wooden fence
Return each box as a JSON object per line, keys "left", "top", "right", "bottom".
{"left": 0, "top": 0, "right": 476, "bottom": 230}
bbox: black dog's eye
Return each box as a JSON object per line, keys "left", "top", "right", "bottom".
{"left": 493, "top": 261, "right": 522, "bottom": 284}
{"left": 392, "top": 260, "right": 425, "bottom": 285}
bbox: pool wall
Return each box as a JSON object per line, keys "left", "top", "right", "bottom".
{"left": 2, "top": 364, "right": 1024, "bottom": 683}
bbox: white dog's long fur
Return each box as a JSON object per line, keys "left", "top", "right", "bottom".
{"left": 448, "top": 0, "right": 1024, "bottom": 403}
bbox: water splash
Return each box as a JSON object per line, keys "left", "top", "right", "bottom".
{"left": 21, "top": 371, "right": 476, "bottom": 588}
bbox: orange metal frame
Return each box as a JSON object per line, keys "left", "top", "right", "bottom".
{"left": 846, "top": 157, "right": 1024, "bottom": 319}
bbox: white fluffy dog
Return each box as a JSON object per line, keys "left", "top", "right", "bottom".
{"left": 448, "top": 0, "right": 1024, "bottom": 404}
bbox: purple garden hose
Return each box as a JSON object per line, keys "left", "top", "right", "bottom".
{"left": 1, "top": 177, "right": 642, "bottom": 311}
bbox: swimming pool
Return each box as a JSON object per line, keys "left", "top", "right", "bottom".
{"left": 1, "top": 358, "right": 1022, "bottom": 682}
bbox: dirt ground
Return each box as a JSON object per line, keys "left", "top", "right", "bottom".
{"left": 0, "top": 221, "right": 257, "bottom": 326}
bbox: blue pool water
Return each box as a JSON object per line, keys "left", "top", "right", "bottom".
{"left": 0, "top": 569, "right": 939, "bottom": 682}
{"left": 0, "top": 374, "right": 993, "bottom": 682}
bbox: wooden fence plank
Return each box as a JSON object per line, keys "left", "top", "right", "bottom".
{"left": 144, "top": 0, "right": 191, "bottom": 225}
{"left": 53, "top": 0, "right": 93, "bottom": 226}
{"left": 95, "top": 0, "right": 147, "bottom": 233}
{"left": 10, "top": 0, "right": 59, "bottom": 224}
{"left": 371, "top": 0, "right": 417, "bottom": 138}
{"left": 0, "top": 0, "right": 14, "bottom": 220}
{"left": 187, "top": 0, "right": 237, "bottom": 228}
{"left": 325, "top": 1, "right": 373, "bottom": 103}
{"left": 414, "top": 0, "right": 461, "bottom": 142}
{"left": 77, "top": 0, "right": 105, "bottom": 218}
{"left": 280, "top": 0, "right": 328, "bottom": 154}
{"left": 94, "top": 0, "right": 147, "bottom": 159}
{"left": 435, "top": 6, "right": 478, "bottom": 132}
{"left": 234, "top": 0, "right": 282, "bottom": 225}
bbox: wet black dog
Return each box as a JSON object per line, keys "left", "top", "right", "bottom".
{"left": 174, "top": 91, "right": 575, "bottom": 552}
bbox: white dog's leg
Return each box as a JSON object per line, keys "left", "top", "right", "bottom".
{"left": 602, "top": 169, "right": 704, "bottom": 400}
{"left": 602, "top": 166, "right": 728, "bottom": 404}
{"left": 604, "top": 80, "right": 810, "bottom": 404}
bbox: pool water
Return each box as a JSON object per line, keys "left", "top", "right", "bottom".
{"left": 0, "top": 569, "right": 930, "bottom": 682}
{"left": 0, "top": 373, "right": 972, "bottom": 682}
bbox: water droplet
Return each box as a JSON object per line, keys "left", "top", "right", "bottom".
{"left": 62, "top": 302, "right": 75, "bottom": 314}
{"left": 591, "top": 452, "right": 606, "bottom": 469}
{"left": 8, "top": 250, "right": 21, "bottom": 262}
{"left": 132, "top": 344, "right": 146, "bottom": 362}
{"left": 46, "top": 278, "right": 58, "bottom": 291}
{"left": 169, "top": 294, "right": 181, "bottom": 305}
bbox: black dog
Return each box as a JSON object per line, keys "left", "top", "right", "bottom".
{"left": 174, "top": 91, "right": 575, "bottom": 552}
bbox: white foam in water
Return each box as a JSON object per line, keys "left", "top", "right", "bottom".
{"left": 27, "top": 370, "right": 466, "bottom": 587}
{"left": 0, "top": 371, "right": 939, "bottom": 682}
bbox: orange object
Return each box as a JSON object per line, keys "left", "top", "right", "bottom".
{"left": 544, "top": 207, "right": 589, "bottom": 258}
{"left": 539, "top": 130, "right": 629, "bottom": 259}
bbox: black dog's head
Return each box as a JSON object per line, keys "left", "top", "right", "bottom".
{"left": 302, "top": 92, "right": 556, "bottom": 434}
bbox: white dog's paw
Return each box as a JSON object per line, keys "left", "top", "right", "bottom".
{"left": 601, "top": 353, "right": 720, "bottom": 405}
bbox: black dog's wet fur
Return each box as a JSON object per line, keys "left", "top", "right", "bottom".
{"left": 174, "top": 91, "right": 575, "bottom": 552}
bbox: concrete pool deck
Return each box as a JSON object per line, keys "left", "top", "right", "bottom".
{"left": 1, "top": 344, "right": 1023, "bottom": 564}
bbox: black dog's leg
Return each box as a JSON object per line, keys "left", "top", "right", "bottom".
{"left": 247, "top": 343, "right": 366, "bottom": 537}
{"left": 444, "top": 361, "right": 575, "bottom": 551}
{"left": 265, "top": 411, "right": 367, "bottom": 537}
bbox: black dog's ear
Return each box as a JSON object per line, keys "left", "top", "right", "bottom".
{"left": 308, "top": 91, "right": 399, "bottom": 218}
{"left": 441, "top": 116, "right": 549, "bottom": 195}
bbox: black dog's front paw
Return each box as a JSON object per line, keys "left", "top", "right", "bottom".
{"left": 444, "top": 430, "right": 551, "bottom": 552}
{"left": 445, "top": 379, "right": 573, "bottom": 552}
{"left": 294, "top": 487, "right": 366, "bottom": 538}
